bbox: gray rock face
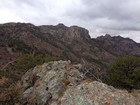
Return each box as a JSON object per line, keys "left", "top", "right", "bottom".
{"left": 63, "top": 26, "right": 91, "bottom": 42}
{"left": 20, "top": 60, "right": 83, "bottom": 105}
{"left": 40, "top": 24, "right": 91, "bottom": 42}
{"left": 19, "top": 61, "right": 140, "bottom": 105}
{"left": 60, "top": 81, "right": 140, "bottom": 105}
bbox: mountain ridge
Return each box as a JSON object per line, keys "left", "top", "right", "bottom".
{"left": 0, "top": 22, "right": 140, "bottom": 77}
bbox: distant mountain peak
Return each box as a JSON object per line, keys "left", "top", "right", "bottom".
{"left": 96, "top": 34, "right": 140, "bottom": 56}
{"left": 57, "top": 23, "right": 66, "bottom": 27}
{"left": 39, "top": 23, "right": 91, "bottom": 42}
{"left": 105, "top": 34, "right": 111, "bottom": 37}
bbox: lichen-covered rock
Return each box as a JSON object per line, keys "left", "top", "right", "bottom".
{"left": 19, "top": 60, "right": 140, "bottom": 105}
{"left": 19, "top": 60, "right": 83, "bottom": 105}
{"left": 60, "top": 81, "right": 140, "bottom": 105}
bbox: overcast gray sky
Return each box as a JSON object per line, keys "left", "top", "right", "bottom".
{"left": 0, "top": 0, "right": 140, "bottom": 42}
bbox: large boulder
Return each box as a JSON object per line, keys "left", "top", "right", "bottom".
{"left": 60, "top": 81, "right": 140, "bottom": 105}
{"left": 19, "top": 60, "right": 83, "bottom": 105}
{"left": 19, "top": 61, "right": 140, "bottom": 105}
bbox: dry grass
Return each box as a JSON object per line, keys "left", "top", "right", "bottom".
{"left": 0, "top": 82, "right": 22, "bottom": 104}
{"left": 0, "top": 77, "right": 9, "bottom": 86}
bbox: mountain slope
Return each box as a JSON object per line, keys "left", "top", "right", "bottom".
{"left": 95, "top": 34, "right": 140, "bottom": 56}
{"left": 0, "top": 22, "right": 140, "bottom": 76}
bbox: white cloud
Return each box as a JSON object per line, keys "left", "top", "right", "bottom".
{"left": 0, "top": 0, "right": 139, "bottom": 42}
{"left": 0, "top": 9, "right": 26, "bottom": 23}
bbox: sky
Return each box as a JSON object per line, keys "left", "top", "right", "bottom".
{"left": 0, "top": 0, "right": 140, "bottom": 42}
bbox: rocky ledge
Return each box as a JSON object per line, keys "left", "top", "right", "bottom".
{"left": 19, "top": 60, "right": 140, "bottom": 105}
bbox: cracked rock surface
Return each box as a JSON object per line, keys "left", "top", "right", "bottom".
{"left": 19, "top": 60, "right": 140, "bottom": 105}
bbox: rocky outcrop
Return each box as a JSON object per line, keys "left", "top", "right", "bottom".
{"left": 63, "top": 26, "right": 91, "bottom": 42}
{"left": 61, "top": 81, "right": 140, "bottom": 105}
{"left": 19, "top": 61, "right": 140, "bottom": 105}
{"left": 19, "top": 60, "right": 83, "bottom": 105}
{"left": 39, "top": 24, "right": 91, "bottom": 42}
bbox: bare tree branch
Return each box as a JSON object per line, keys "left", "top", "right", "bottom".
{"left": 1, "top": 59, "right": 16, "bottom": 71}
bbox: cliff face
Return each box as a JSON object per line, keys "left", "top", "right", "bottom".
{"left": 63, "top": 26, "right": 91, "bottom": 42}
{"left": 18, "top": 61, "right": 140, "bottom": 105}
{"left": 39, "top": 23, "right": 91, "bottom": 42}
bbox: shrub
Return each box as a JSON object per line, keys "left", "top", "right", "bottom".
{"left": 44, "top": 53, "right": 57, "bottom": 63}
{"left": 108, "top": 55, "right": 140, "bottom": 90}
{"left": 14, "top": 53, "right": 57, "bottom": 72}
{"left": 8, "top": 39, "right": 32, "bottom": 53}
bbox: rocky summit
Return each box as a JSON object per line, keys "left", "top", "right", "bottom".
{"left": 18, "top": 61, "right": 140, "bottom": 105}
